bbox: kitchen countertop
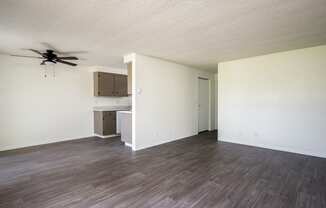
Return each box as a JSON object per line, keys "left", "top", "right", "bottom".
{"left": 93, "top": 105, "right": 131, "bottom": 112}
{"left": 117, "top": 110, "right": 132, "bottom": 114}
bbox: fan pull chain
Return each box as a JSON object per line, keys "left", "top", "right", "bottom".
{"left": 42, "top": 63, "right": 56, "bottom": 78}
{"left": 51, "top": 64, "right": 56, "bottom": 78}
{"left": 43, "top": 64, "right": 48, "bottom": 78}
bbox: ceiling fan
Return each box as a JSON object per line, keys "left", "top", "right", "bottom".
{"left": 9, "top": 48, "right": 79, "bottom": 66}
{"left": 2, "top": 43, "right": 87, "bottom": 66}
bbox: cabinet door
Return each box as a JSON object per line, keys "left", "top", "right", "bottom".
{"left": 94, "top": 111, "right": 103, "bottom": 135}
{"left": 96, "top": 72, "right": 115, "bottom": 96}
{"left": 114, "top": 75, "right": 128, "bottom": 96}
{"left": 103, "top": 111, "right": 116, "bottom": 135}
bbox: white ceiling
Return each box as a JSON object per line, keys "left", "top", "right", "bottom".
{"left": 0, "top": 0, "right": 326, "bottom": 71}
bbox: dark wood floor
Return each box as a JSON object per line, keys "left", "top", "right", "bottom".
{"left": 1, "top": 132, "right": 326, "bottom": 208}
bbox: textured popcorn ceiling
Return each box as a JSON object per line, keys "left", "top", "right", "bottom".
{"left": 0, "top": 0, "right": 326, "bottom": 71}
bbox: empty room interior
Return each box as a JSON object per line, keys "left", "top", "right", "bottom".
{"left": 1, "top": 1, "right": 326, "bottom": 207}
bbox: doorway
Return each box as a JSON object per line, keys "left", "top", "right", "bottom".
{"left": 198, "top": 77, "right": 209, "bottom": 133}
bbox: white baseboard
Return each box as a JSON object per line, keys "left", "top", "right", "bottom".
{"left": 124, "top": 142, "right": 132, "bottom": 147}
{"left": 133, "top": 133, "right": 194, "bottom": 151}
{"left": 94, "top": 134, "right": 118, "bottom": 139}
{"left": 218, "top": 137, "right": 326, "bottom": 159}
{"left": 0, "top": 135, "right": 94, "bottom": 152}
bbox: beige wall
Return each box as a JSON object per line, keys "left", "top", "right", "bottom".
{"left": 218, "top": 45, "right": 326, "bottom": 158}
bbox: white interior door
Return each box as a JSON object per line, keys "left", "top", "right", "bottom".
{"left": 198, "top": 78, "right": 209, "bottom": 132}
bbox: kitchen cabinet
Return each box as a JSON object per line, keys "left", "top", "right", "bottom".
{"left": 114, "top": 74, "right": 128, "bottom": 96}
{"left": 94, "top": 111, "right": 116, "bottom": 136}
{"left": 94, "top": 72, "right": 128, "bottom": 97}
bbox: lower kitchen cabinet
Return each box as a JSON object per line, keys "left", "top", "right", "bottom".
{"left": 94, "top": 111, "right": 116, "bottom": 136}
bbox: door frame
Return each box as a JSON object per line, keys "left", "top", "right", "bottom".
{"left": 197, "top": 77, "right": 212, "bottom": 134}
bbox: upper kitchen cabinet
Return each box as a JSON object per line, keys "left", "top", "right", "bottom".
{"left": 94, "top": 72, "right": 128, "bottom": 97}
{"left": 114, "top": 74, "right": 128, "bottom": 96}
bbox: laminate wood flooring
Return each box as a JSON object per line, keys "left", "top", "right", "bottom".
{"left": 1, "top": 131, "right": 326, "bottom": 208}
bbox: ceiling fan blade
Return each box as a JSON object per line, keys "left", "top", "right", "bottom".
{"left": 41, "top": 42, "right": 87, "bottom": 55}
{"left": 58, "top": 50, "right": 88, "bottom": 55}
{"left": 56, "top": 59, "right": 77, "bottom": 66}
{"left": 0, "top": 52, "right": 42, "bottom": 59}
{"left": 57, "top": 56, "right": 78, "bottom": 60}
{"left": 40, "top": 42, "right": 61, "bottom": 53}
{"left": 10, "top": 54, "right": 42, "bottom": 59}
{"left": 28, "top": 49, "right": 43, "bottom": 55}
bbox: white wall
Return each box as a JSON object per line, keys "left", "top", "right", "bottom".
{"left": 132, "top": 54, "right": 215, "bottom": 150}
{"left": 218, "top": 45, "right": 326, "bottom": 158}
{"left": 0, "top": 56, "right": 130, "bottom": 151}
{"left": 214, "top": 73, "right": 218, "bottom": 130}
